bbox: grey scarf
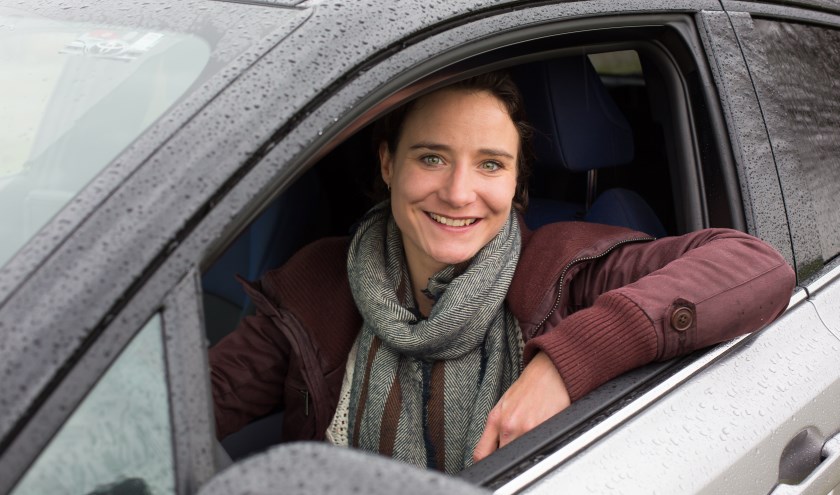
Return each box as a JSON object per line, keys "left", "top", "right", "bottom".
{"left": 345, "top": 201, "right": 523, "bottom": 473}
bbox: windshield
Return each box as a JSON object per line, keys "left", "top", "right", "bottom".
{"left": 0, "top": 8, "right": 211, "bottom": 268}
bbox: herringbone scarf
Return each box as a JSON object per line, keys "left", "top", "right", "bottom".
{"left": 345, "top": 201, "right": 523, "bottom": 473}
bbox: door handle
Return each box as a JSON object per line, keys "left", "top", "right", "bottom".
{"left": 770, "top": 432, "right": 840, "bottom": 495}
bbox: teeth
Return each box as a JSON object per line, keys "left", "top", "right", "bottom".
{"left": 430, "top": 213, "right": 477, "bottom": 227}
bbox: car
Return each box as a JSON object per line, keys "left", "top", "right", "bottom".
{"left": 1, "top": 0, "right": 839, "bottom": 493}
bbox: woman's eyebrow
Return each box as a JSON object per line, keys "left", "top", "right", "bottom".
{"left": 409, "top": 142, "right": 515, "bottom": 159}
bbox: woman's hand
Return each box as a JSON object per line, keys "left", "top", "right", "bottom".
{"left": 473, "top": 352, "right": 571, "bottom": 463}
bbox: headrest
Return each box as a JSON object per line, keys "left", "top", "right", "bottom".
{"left": 513, "top": 56, "right": 634, "bottom": 172}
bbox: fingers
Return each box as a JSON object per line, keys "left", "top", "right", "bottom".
{"left": 473, "top": 398, "right": 528, "bottom": 463}
{"left": 472, "top": 353, "right": 572, "bottom": 465}
{"left": 473, "top": 406, "right": 501, "bottom": 463}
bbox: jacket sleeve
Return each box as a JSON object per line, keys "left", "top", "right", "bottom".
{"left": 209, "top": 302, "right": 291, "bottom": 439}
{"left": 523, "top": 228, "right": 795, "bottom": 402}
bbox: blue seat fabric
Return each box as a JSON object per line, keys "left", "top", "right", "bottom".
{"left": 513, "top": 56, "right": 666, "bottom": 237}
{"left": 202, "top": 169, "right": 322, "bottom": 319}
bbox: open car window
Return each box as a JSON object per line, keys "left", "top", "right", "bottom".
{"left": 199, "top": 14, "right": 735, "bottom": 483}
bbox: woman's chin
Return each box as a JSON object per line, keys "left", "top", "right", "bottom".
{"left": 431, "top": 250, "right": 478, "bottom": 267}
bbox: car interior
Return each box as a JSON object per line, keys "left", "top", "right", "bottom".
{"left": 200, "top": 38, "right": 715, "bottom": 479}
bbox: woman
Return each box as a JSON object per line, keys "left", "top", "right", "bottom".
{"left": 209, "top": 72, "right": 794, "bottom": 474}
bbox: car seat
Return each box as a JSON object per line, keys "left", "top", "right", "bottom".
{"left": 202, "top": 168, "right": 325, "bottom": 346}
{"left": 513, "top": 56, "right": 666, "bottom": 237}
{"left": 201, "top": 169, "right": 327, "bottom": 460}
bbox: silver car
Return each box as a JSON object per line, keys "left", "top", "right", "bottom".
{"left": 1, "top": 1, "right": 838, "bottom": 494}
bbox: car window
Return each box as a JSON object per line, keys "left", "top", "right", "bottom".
{"left": 0, "top": 9, "right": 211, "bottom": 269}
{"left": 735, "top": 19, "right": 840, "bottom": 271}
{"left": 10, "top": 314, "right": 175, "bottom": 495}
{"left": 201, "top": 38, "right": 708, "bottom": 469}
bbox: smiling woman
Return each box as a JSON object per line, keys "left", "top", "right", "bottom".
{"left": 208, "top": 70, "right": 794, "bottom": 475}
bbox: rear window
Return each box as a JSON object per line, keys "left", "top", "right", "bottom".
{"left": 745, "top": 19, "right": 840, "bottom": 266}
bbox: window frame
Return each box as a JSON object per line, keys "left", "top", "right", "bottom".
{"left": 163, "top": 270, "right": 219, "bottom": 493}
{"left": 2, "top": 268, "right": 217, "bottom": 495}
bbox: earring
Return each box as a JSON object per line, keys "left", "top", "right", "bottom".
{"left": 387, "top": 183, "right": 391, "bottom": 192}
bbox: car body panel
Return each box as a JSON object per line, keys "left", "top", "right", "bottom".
{"left": 809, "top": 263, "right": 840, "bottom": 343}
{"left": 516, "top": 301, "right": 840, "bottom": 494}
{"left": 0, "top": 0, "right": 836, "bottom": 493}
{"left": 727, "top": 0, "right": 840, "bottom": 16}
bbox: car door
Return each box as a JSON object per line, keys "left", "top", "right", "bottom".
{"left": 723, "top": 2, "right": 840, "bottom": 492}
{"left": 182, "top": 1, "right": 828, "bottom": 493}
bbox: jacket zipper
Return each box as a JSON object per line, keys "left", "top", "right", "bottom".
{"left": 243, "top": 282, "right": 324, "bottom": 428}
{"left": 529, "top": 236, "right": 654, "bottom": 339}
{"left": 299, "top": 388, "right": 310, "bottom": 417}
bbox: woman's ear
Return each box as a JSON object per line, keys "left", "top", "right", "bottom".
{"left": 379, "top": 142, "right": 393, "bottom": 188}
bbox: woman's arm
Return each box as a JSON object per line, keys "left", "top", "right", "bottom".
{"left": 528, "top": 228, "right": 795, "bottom": 401}
{"left": 475, "top": 228, "right": 794, "bottom": 462}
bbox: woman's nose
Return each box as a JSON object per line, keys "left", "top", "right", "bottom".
{"left": 438, "top": 163, "right": 476, "bottom": 207}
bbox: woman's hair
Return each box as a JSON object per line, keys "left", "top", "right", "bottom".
{"left": 372, "top": 71, "right": 533, "bottom": 210}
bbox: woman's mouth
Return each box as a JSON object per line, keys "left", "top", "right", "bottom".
{"left": 429, "top": 212, "right": 478, "bottom": 227}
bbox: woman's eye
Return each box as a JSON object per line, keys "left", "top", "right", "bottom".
{"left": 422, "top": 155, "right": 443, "bottom": 166}
{"left": 481, "top": 161, "right": 502, "bottom": 172}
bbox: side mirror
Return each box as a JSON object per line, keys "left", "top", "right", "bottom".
{"left": 198, "top": 442, "right": 489, "bottom": 495}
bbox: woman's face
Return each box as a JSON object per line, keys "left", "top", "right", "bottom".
{"left": 380, "top": 88, "right": 519, "bottom": 278}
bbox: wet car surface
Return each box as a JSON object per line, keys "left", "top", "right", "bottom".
{"left": 2, "top": 1, "right": 840, "bottom": 493}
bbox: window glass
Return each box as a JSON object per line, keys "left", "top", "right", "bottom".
{"left": 0, "top": 8, "right": 211, "bottom": 269}
{"left": 750, "top": 20, "right": 840, "bottom": 263}
{"left": 11, "top": 314, "right": 175, "bottom": 495}
{"left": 588, "top": 49, "right": 643, "bottom": 76}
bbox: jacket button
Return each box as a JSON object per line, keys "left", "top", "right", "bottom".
{"left": 671, "top": 307, "right": 693, "bottom": 332}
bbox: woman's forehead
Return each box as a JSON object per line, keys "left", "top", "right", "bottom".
{"left": 398, "top": 89, "right": 518, "bottom": 148}
{"left": 409, "top": 88, "right": 509, "bottom": 118}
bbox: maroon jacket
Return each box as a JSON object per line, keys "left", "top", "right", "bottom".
{"left": 209, "top": 222, "right": 794, "bottom": 442}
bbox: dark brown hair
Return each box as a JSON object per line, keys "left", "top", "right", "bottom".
{"left": 372, "top": 71, "right": 533, "bottom": 210}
